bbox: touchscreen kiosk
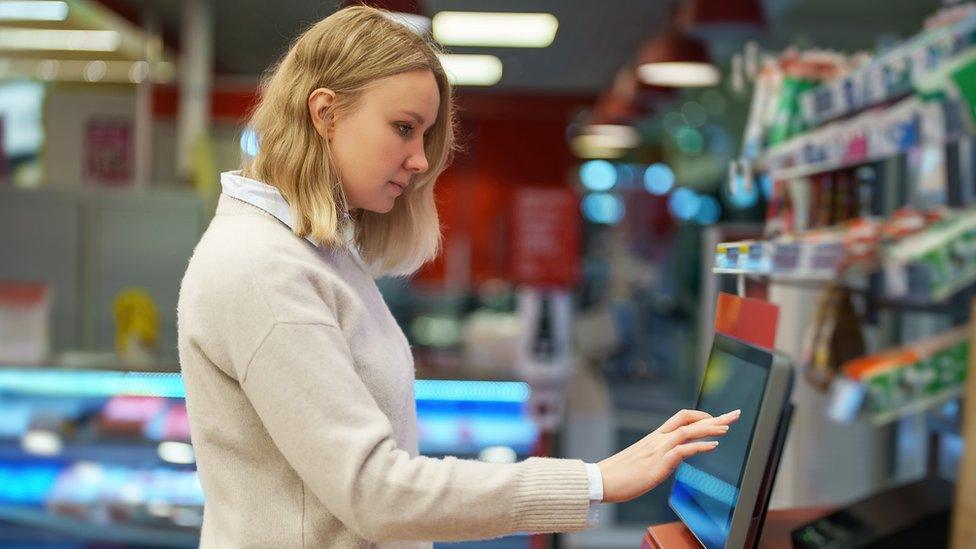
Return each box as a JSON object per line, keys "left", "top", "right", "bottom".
{"left": 668, "top": 333, "right": 794, "bottom": 549}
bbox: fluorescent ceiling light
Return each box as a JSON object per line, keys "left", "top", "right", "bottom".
{"left": 0, "top": 29, "right": 120, "bottom": 51}
{"left": 0, "top": 0, "right": 68, "bottom": 21}
{"left": 637, "top": 62, "right": 721, "bottom": 88}
{"left": 570, "top": 135, "right": 628, "bottom": 159}
{"left": 433, "top": 11, "right": 558, "bottom": 47}
{"left": 570, "top": 125, "right": 639, "bottom": 159}
{"left": 437, "top": 53, "right": 502, "bottom": 86}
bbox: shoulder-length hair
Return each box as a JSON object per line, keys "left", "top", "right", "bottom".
{"left": 242, "top": 5, "right": 455, "bottom": 277}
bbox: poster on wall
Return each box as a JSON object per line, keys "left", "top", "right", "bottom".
{"left": 84, "top": 117, "right": 132, "bottom": 186}
{"left": 511, "top": 187, "right": 580, "bottom": 287}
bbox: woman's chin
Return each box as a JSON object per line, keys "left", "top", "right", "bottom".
{"left": 362, "top": 199, "right": 396, "bottom": 215}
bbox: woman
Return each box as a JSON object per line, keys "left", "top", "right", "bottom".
{"left": 177, "top": 6, "right": 738, "bottom": 548}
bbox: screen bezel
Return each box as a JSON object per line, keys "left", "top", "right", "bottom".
{"left": 668, "top": 332, "right": 792, "bottom": 549}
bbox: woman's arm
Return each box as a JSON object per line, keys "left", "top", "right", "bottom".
{"left": 241, "top": 320, "right": 590, "bottom": 542}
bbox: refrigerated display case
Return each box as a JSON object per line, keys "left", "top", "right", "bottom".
{"left": 0, "top": 368, "right": 542, "bottom": 548}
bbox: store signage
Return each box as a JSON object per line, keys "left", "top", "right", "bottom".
{"left": 511, "top": 188, "right": 580, "bottom": 287}
{"left": 85, "top": 117, "right": 132, "bottom": 185}
{"left": 714, "top": 292, "right": 779, "bottom": 350}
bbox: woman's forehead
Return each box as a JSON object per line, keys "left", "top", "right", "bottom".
{"left": 365, "top": 71, "right": 440, "bottom": 119}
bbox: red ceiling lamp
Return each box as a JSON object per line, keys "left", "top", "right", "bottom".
{"left": 589, "top": 91, "right": 639, "bottom": 126}
{"left": 635, "top": 29, "right": 720, "bottom": 88}
{"left": 570, "top": 67, "right": 643, "bottom": 159}
{"left": 682, "top": 0, "right": 765, "bottom": 40}
{"left": 591, "top": 67, "right": 642, "bottom": 123}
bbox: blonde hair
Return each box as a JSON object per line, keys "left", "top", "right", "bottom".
{"left": 242, "top": 6, "right": 455, "bottom": 277}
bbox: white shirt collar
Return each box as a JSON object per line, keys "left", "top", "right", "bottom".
{"left": 219, "top": 171, "right": 365, "bottom": 272}
{"left": 220, "top": 170, "right": 319, "bottom": 245}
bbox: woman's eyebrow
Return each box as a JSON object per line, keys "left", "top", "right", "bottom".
{"left": 399, "top": 110, "right": 425, "bottom": 126}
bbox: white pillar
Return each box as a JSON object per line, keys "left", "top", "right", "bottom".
{"left": 175, "top": 0, "right": 213, "bottom": 181}
{"left": 133, "top": 10, "right": 159, "bottom": 189}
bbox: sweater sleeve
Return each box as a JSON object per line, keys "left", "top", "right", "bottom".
{"left": 239, "top": 321, "right": 590, "bottom": 543}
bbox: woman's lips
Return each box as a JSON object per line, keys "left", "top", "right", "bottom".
{"left": 388, "top": 181, "right": 406, "bottom": 194}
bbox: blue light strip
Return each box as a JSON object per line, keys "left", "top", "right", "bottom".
{"left": 0, "top": 370, "right": 185, "bottom": 398}
{"left": 0, "top": 370, "right": 530, "bottom": 404}
{"left": 414, "top": 380, "right": 530, "bottom": 403}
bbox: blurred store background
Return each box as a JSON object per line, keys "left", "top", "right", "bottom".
{"left": 2, "top": 0, "right": 976, "bottom": 547}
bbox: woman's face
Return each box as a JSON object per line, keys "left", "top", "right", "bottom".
{"left": 318, "top": 69, "right": 440, "bottom": 214}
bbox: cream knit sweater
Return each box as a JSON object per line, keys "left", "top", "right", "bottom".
{"left": 177, "top": 194, "right": 592, "bottom": 548}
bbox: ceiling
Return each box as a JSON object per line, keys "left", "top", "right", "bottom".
{"left": 96, "top": 0, "right": 943, "bottom": 93}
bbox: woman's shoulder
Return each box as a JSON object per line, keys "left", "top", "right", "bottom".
{"left": 182, "top": 200, "right": 352, "bottom": 326}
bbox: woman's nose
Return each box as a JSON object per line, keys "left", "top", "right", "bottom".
{"left": 405, "top": 150, "right": 429, "bottom": 174}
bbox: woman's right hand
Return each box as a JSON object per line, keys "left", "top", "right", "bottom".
{"left": 597, "top": 408, "right": 741, "bottom": 503}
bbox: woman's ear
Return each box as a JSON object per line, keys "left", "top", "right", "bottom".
{"left": 308, "top": 88, "right": 338, "bottom": 141}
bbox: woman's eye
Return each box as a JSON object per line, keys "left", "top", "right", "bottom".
{"left": 396, "top": 123, "right": 413, "bottom": 137}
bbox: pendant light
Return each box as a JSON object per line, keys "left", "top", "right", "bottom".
{"left": 635, "top": 29, "right": 720, "bottom": 88}
{"left": 635, "top": 1, "right": 721, "bottom": 89}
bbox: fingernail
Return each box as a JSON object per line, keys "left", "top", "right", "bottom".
{"left": 710, "top": 441, "right": 719, "bottom": 447}
{"left": 720, "top": 425, "right": 730, "bottom": 432}
{"left": 727, "top": 409, "right": 741, "bottom": 417}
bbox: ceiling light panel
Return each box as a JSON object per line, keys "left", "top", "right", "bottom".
{"left": 437, "top": 53, "right": 502, "bottom": 86}
{"left": 0, "top": 28, "right": 120, "bottom": 51}
{"left": 637, "top": 62, "right": 721, "bottom": 88}
{"left": 433, "top": 11, "right": 558, "bottom": 48}
{"left": 0, "top": 1, "right": 68, "bottom": 22}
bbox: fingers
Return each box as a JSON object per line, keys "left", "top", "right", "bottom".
{"left": 657, "top": 409, "right": 741, "bottom": 435}
{"left": 656, "top": 409, "right": 713, "bottom": 434}
{"left": 670, "top": 410, "right": 741, "bottom": 444}
{"left": 714, "top": 409, "right": 742, "bottom": 426}
{"left": 671, "top": 421, "right": 730, "bottom": 444}
{"left": 665, "top": 441, "right": 720, "bottom": 467}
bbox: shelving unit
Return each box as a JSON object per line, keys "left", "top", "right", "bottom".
{"left": 742, "top": 11, "right": 976, "bottom": 183}
{"left": 714, "top": 206, "right": 976, "bottom": 304}
{"left": 717, "top": 9, "right": 976, "bottom": 510}
{"left": 714, "top": 239, "right": 849, "bottom": 281}
{"left": 799, "top": 11, "right": 976, "bottom": 127}
{"left": 762, "top": 96, "right": 961, "bottom": 182}
{"left": 827, "top": 326, "right": 969, "bottom": 425}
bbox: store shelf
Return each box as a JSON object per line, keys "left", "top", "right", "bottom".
{"left": 0, "top": 439, "right": 170, "bottom": 468}
{"left": 714, "top": 208, "right": 976, "bottom": 303}
{"left": 761, "top": 96, "right": 964, "bottom": 181}
{"left": 883, "top": 209, "right": 976, "bottom": 301}
{"left": 748, "top": 10, "right": 976, "bottom": 182}
{"left": 0, "top": 504, "right": 198, "bottom": 547}
{"left": 871, "top": 387, "right": 965, "bottom": 425}
{"left": 800, "top": 11, "right": 976, "bottom": 127}
{"left": 713, "top": 237, "right": 868, "bottom": 282}
{"left": 827, "top": 325, "right": 969, "bottom": 425}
